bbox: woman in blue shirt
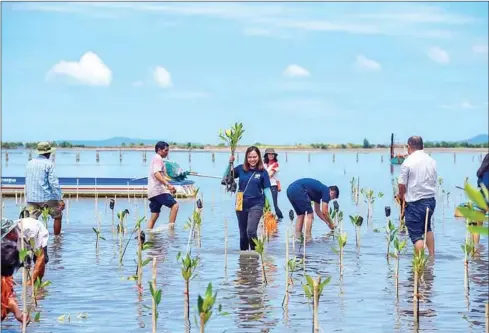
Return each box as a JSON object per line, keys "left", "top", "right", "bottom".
{"left": 224, "top": 146, "right": 276, "bottom": 251}
{"left": 477, "top": 153, "right": 489, "bottom": 190}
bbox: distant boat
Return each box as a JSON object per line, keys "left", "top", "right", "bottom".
{"left": 390, "top": 133, "right": 407, "bottom": 165}
{"left": 1, "top": 176, "right": 198, "bottom": 199}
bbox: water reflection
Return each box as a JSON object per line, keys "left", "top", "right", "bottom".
{"left": 233, "top": 254, "right": 268, "bottom": 331}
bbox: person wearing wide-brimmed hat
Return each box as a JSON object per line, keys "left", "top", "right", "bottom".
{"left": 264, "top": 148, "right": 284, "bottom": 220}
{"left": 25, "top": 141, "right": 65, "bottom": 235}
{"left": 1, "top": 219, "right": 29, "bottom": 324}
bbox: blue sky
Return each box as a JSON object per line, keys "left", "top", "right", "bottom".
{"left": 2, "top": 2, "right": 488, "bottom": 145}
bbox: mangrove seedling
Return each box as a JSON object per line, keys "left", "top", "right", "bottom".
{"left": 412, "top": 249, "right": 428, "bottom": 324}
{"left": 185, "top": 209, "right": 203, "bottom": 248}
{"left": 332, "top": 232, "right": 347, "bottom": 278}
{"left": 362, "top": 188, "right": 376, "bottom": 221}
{"left": 385, "top": 220, "right": 398, "bottom": 262}
{"left": 41, "top": 207, "right": 50, "bottom": 228}
{"left": 457, "top": 182, "right": 489, "bottom": 244}
{"left": 92, "top": 227, "right": 106, "bottom": 250}
{"left": 149, "top": 258, "right": 161, "bottom": 333}
{"left": 117, "top": 209, "right": 130, "bottom": 233}
{"left": 303, "top": 274, "right": 332, "bottom": 332}
{"left": 252, "top": 237, "right": 268, "bottom": 285}
{"left": 177, "top": 251, "right": 200, "bottom": 322}
{"left": 219, "top": 122, "right": 245, "bottom": 193}
{"left": 282, "top": 255, "right": 300, "bottom": 308}
{"left": 461, "top": 235, "right": 476, "bottom": 291}
{"left": 389, "top": 237, "right": 407, "bottom": 298}
{"left": 349, "top": 215, "right": 363, "bottom": 248}
{"left": 263, "top": 198, "right": 278, "bottom": 239}
{"left": 289, "top": 210, "right": 296, "bottom": 251}
{"left": 196, "top": 282, "right": 228, "bottom": 333}
{"left": 110, "top": 198, "right": 115, "bottom": 232}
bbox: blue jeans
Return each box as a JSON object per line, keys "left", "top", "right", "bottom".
{"left": 405, "top": 197, "right": 436, "bottom": 244}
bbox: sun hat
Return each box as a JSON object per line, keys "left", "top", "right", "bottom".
{"left": 265, "top": 148, "right": 277, "bottom": 156}
{"left": 36, "top": 141, "right": 55, "bottom": 155}
{"left": 1, "top": 218, "right": 20, "bottom": 239}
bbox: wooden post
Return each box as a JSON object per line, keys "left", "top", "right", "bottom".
{"left": 96, "top": 151, "right": 100, "bottom": 163}
{"left": 285, "top": 152, "right": 288, "bottom": 162}
{"left": 308, "top": 153, "right": 311, "bottom": 162}
{"left": 5, "top": 152, "right": 8, "bottom": 163}
{"left": 381, "top": 155, "right": 384, "bottom": 163}
{"left": 28, "top": 151, "right": 32, "bottom": 161}
{"left": 332, "top": 153, "right": 335, "bottom": 163}
{"left": 212, "top": 153, "right": 215, "bottom": 163}
{"left": 356, "top": 152, "right": 359, "bottom": 163}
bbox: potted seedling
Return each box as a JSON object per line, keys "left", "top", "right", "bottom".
{"left": 252, "top": 237, "right": 268, "bottom": 285}
{"left": 117, "top": 209, "right": 130, "bottom": 234}
{"left": 412, "top": 249, "right": 428, "bottom": 325}
{"left": 219, "top": 122, "right": 245, "bottom": 193}
{"left": 461, "top": 230, "right": 476, "bottom": 292}
{"left": 303, "top": 274, "right": 331, "bottom": 332}
{"left": 289, "top": 210, "right": 296, "bottom": 251}
{"left": 349, "top": 215, "right": 363, "bottom": 249}
{"left": 177, "top": 251, "right": 200, "bottom": 323}
{"left": 389, "top": 237, "right": 407, "bottom": 299}
{"left": 92, "top": 214, "right": 105, "bottom": 252}
{"left": 362, "top": 188, "right": 376, "bottom": 222}
{"left": 263, "top": 198, "right": 278, "bottom": 240}
{"left": 195, "top": 282, "right": 228, "bottom": 333}
{"left": 109, "top": 198, "right": 115, "bottom": 233}
{"left": 41, "top": 207, "right": 49, "bottom": 228}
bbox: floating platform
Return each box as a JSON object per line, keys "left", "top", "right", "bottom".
{"left": 1, "top": 177, "right": 198, "bottom": 199}
{"left": 390, "top": 154, "right": 407, "bottom": 165}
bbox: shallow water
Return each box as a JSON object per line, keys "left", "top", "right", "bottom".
{"left": 1, "top": 150, "right": 488, "bottom": 332}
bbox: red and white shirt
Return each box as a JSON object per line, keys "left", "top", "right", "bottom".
{"left": 265, "top": 161, "right": 280, "bottom": 187}
{"left": 148, "top": 154, "right": 170, "bottom": 198}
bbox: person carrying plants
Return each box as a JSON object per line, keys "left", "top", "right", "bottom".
{"left": 18, "top": 210, "right": 50, "bottom": 283}
{"left": 25, "top": 142, "right": 65, "bottom": 236}
{"left": 263, "top": 148, "right": 284, "bottom": 220}
{"left": 224, "top": 146, "right": 276, "bottom": 251}
{"left": 286, "top": 178, "right": 339, "bottom": 237}
{"left": 397, "top": 136, "right": 437, "bottom": 256}
{"left": 147, "top": 141, "right": 179, "bottom": 230}
{"left": 1, "top": 219, "right": 29, "bottom": 325}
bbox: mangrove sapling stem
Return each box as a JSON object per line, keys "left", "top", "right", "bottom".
{"left": 137, "top": 227, "right": 143, "bottom": 287}
{"left": 224, "top": 218, "right": 228, "bottom": 272}
{"left": 485, "top": 303, "right": 488, "bottom": 333}
{"left": 152, "top": 257, "right": 157, "bottom": 333}
{"left": 284, "top": 228, "right": 290, "bottom": 308}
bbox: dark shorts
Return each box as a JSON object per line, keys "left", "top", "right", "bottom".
{"left": 149, "top": 193, "right": 177, "bottom": 213}
{"left": 286, "top": 184, "right": 313, "bottom": 216}
{"left": 405, "top": 197, "right": 436, "bottom": 244}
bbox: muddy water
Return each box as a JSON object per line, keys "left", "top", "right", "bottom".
{"left": 1, "top": 150, "right": 487, "bottom": 332}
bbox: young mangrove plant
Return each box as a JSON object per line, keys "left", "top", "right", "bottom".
{"left": 18, "top": 224, "right": 30, "bottom": 333}
{"left": 362, "top": 188, "right": 376, "bottom": 221}
{"left": 412, "top": 249, "right": 428, "bottom": 325}
{"left": 117, "top": 209, "right": 130, "bottom": 234}
{"left": 461, "top": 234, "right": 476, "bottom": 292}
{"left": 149, "top": 257, "right": 161, "bottom": 333}
{"left": 389, "top": 237, "right": 407, "bottom": 298}
{"left": 184, "top": 209, "right": 203, "bottom": 248}
{"left": 349, "top": 215, "right": 363, "bottom": 248}
{"left": 219, "top": 122, "right": 245, "bottom": 193}
{"left": 177, "top": 251, "right": 200, "bottom": 323}
{"left": 252, "top": 237, "right": 268, "bottom": 285}
{"left": 457, "top": 182, "right": 489, "bottom": 244}
{"left": 303, "top": 274, "right": 332, "bottom": 332}
{"left": 41, "top": 207, "right": 50, "bottom": 228}
{"left": 109, "top": 198, "right": 115, "bottom": 233}
{"left": 263, "top": 198, "right": 278, "bottom": 240}
{"left": 385, "top": 220, "right": 398, "bottom": 262}
{"left": 196, "top": 282, "right": 228, "bottom": 333}
{"left": 289, "top": 210, "right": 296, "bottom": 251}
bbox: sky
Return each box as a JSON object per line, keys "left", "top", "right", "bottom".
{"left": 2, "top": 2, "right": 488, "bottom": 145}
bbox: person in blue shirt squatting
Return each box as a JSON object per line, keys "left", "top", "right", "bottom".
{"left": 224, "top": 146, "right": 276, "bottom": 251}
{"left": 286, "top": 178, "right": 339, "bottom": 238}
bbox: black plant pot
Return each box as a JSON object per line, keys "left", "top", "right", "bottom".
{"left": 196, "top": 199, "right": 203, "bottom": 209}
{"left": 385, "top": 206, "right": 391, "bottom": 217}
{"left": 109, "top": 199, "right": 115, "bottom": 210}
{"left": 289, "top": 210, "right": 295, "bottom": 221}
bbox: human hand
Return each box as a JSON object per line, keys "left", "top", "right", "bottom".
{"left": 59, "top": 200, "right": 65, "bottom": 210}
{"left": 168, "top": 185, "right": 176, "bottom": 194}
{"left": 229, "top": 155, "right": 235, "bottom": 163}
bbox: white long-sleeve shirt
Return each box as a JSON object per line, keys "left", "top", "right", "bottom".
{"left": 18, "top": 217, "right": 49, "bottom": 249}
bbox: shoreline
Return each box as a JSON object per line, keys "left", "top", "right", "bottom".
{"left": 3, "top": 146, "right": 487, "bottom": 153}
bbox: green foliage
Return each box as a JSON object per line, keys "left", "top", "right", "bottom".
{"left": 363, "top": 138, "right": 372, "bottom": 149}
{"left": 390, "top": 237, "right": 407, "bottom": 259}
{"left": 412, "top": 249, "right": 428, "bottom": 276}
{"left": 303, "top": 274, "right": 331, "bottom": 300}
{"left": 349, "top": 215, "right": 363, "bottom": 227}
{"left": 177, "top": 251, "right": 200, "bottom": 282}
{"left": 218, "top": 122, "right": 245, "bottom": 154}
{"left": 458, "top": 182, "right": 489, "bottom": 236}
{"left": 196, "top": 283, "right": 228, "bottom": 329}
{"left": 461, "top": 238, "right": 476, "bottom": 259}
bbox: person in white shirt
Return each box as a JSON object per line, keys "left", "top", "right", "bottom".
{"left": 147, "top": 141, "right": 178, "bottom": 230}
{"left": 397, "top": 136, "right": 437, "bottom": 256}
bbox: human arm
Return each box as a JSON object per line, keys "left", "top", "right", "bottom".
{"left": 153, "top": 158, "right": 175, "bottom": 193}
{"left": 47, "top": 164, "right": 63, "bottom": 202}
{"left": 264, "top": 188, "right": 276, "bottom": 215}
{"left": 314, "top": 202, "right": 334, "bottom": 230}
{"left": 397, "top": 163, "right": 409, "bottom": 201}
{"left": 477, "top": 154, "right": 489, "bottom": 178}
{"left": 223, "top": 156, "right": 240, "bottom": 178}
{"left": 266, "top": 162, "right": 279, "bottom": 178}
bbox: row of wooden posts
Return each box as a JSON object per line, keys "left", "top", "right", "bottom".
{"left": 2, "top": 151, "right": 484, "bottom": 164}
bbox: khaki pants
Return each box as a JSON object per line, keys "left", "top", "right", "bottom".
{"left": 27, "top": 200, "right": 63, "bottom": 220}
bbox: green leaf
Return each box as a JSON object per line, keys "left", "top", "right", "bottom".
{"left": 302, "top": 285, "right": 312, "bottom": 299}
{"left": 41, "top": 281, "right": 52, "bottom": 288}
{"left": 305, "top": 275, "right": 314, "bottom": 288}
{"left": 99, "top": 236, "right": 106, "bottom": 241}
{"left": 197, "top": 295, "right": 204, "bottom": 312}
{"left": 34, "top": 312, "right": 41, "bottom": 322}
{"left": 320, "top": 276, "right": 332, "bottom": 289}
{"left": 468, "top": 225, "right": 489, "bottom": 236}
{"left": 143, "top": 243, "right": 152, "bottom": 251}
{"left": 389, "top": 252, "right": 398, "bottom": 259}
{"left": 465, "top": 182, "right": 488, "bottom": 211}
{"left": 458, "top": 207, "right": 487, "bottom": 222}
{"left": 149, "top": 281, "right": 155, "bottom": 298}
{"left": 155, "top": 290, "right": 162, "bottom": 305}
{"left": 142, "top": 258, "right": 151, "bottom": 267}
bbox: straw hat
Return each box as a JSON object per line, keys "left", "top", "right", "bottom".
{"left": 36, "top": 141, "right": 55, "bottom": 155}
{"left": 264, "top": 148, "right": 277, "bottom": 156}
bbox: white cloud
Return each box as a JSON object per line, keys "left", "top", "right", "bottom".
{"left": 47, "top": 51, "right": 112, "bottom": 86}
{"left": 132, "top": 81, "right": 144, "bottom": 87}
{"left": 283, "top": 64, "right": 310, "bottom": 78}
{"left": 473, "top": 44, "right": 488, "bottom": 54}
{"left": 440, "top": 101, "right": 481, "bottom": 110}
{"left": 427, "top": 46, "right": 450, "bottom": 65}
{"left": 153, "top": 66, "right": 172, "bottom": 88}
{"left": 354, "top": 54, "right": 381, "bottom": 71}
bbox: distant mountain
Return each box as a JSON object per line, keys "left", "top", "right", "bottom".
{"left": 466, "top": 134, "right": 489, "bottom": 145}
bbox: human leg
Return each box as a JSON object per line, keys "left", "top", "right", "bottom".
{"left": 270, "top": 186, "right": 283, "bottom": 219}
{"left": 236, "top": 209, "right": 250, "bottom": 250}
{"left": 148, "top": 197, "right": 163, "bottom": 229}
{"left": 159, "top": 194, "right": 179, "bottom": 227}
{"left": 46, "top": 200, "right": 63, "bottom": 236}
{"left": 247, "top": 206, "right": 264, "bottom": 250}
{"left": 405, "top": 198, "right": 436, "bottom": 256}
